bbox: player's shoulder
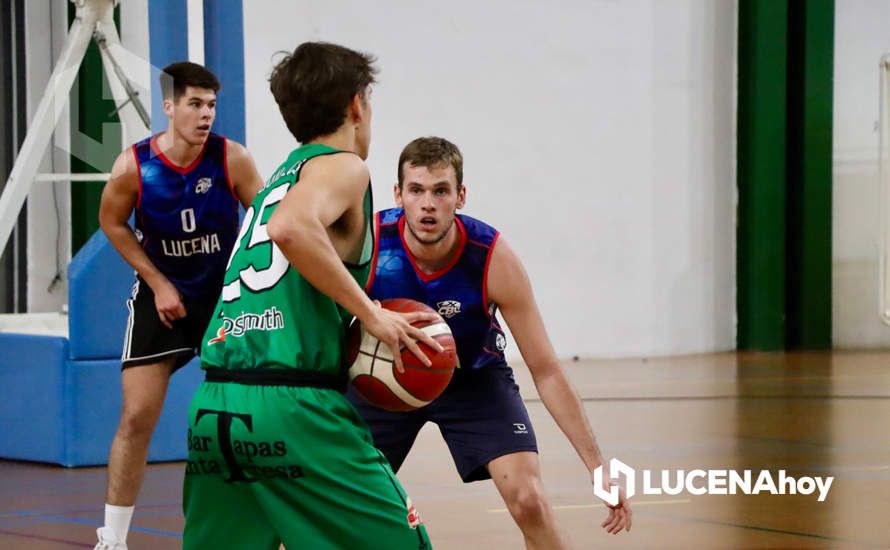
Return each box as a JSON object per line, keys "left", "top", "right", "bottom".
{"left": 109, "top": 145, "right": 141, "bottom": 182}
{"left": 378, "top": 207, "right": 404, "bottom": 224}
{"left": 220, "top": 135, "right": 246, "bottom": 155}
{"left": 302, "top": 150, "right": 369, "bottom": 185}
{"left": 457, "top": 212, "right": 499, "bottom": 243}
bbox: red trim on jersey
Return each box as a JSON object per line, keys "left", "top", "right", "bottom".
{"left": 482, "top": 231, "right": 500, "bottom": 317}
{"left": 222, "top": 138, "right": 238, "bottom": 201}
{"left": 365, "top": 212, "right": 382, "bottom": 292}
{"left": 150, "top": 133, "right": 208, "bottom": 174}
{"left": 131, "top": 144, "right": 143, "bottom": 208}
{"left": 398, "top": 215, "right": 467, "bottom": 283}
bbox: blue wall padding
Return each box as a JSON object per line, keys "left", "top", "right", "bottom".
{"left": 0, "top": 334, "right": 68, "bottom": 463}
{"left": 63, "top": 358, "right": 203, "bottom": 467}
{"left": 67, "top": 230, "right": 133, "bottom": 360}
{"left": 1, "top": 230, "right": 207, "bottom": 466}
{"left": 203, "top": 0, "right": 246, "bottom": 144}
{"left": 149, "top": 0, "right": 189, "bottom": 134}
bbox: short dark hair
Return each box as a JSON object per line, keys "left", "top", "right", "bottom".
{"left": 398, "top": 137, "right": 464, "bottom": 190}
{"left": 160, "top": 62, "right": 220, "bottom": 101}
{"left": 269, "top": 42, "right": 377, "bottom": 143}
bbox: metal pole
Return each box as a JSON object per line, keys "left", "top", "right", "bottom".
{"left": 0, "top": 0, "right": 107, "bottom": 259}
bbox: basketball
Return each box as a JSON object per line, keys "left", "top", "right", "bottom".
{"left": 345, "top": 298, "right": 457, "bottom": 411}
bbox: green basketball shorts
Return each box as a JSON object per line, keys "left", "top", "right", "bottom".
{"left": 183, "top": 380, "right": 431, "bottom": 549}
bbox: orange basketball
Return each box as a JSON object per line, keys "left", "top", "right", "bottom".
{"left": 345, "top": 298, "right": 457, "bottom": 411}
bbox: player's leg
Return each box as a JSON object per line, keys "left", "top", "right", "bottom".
{"left": 488, "top": 452, "right": 570, "bottom": 550}
{"left": 97, "top": 278, "right": 195, "bottom": 548}
{"left": 256, "top": 387, "right": 431, "bottom": 549}
{"left": 106, "top": 361, "right": 176, "bottom": 505}
{"left": 182, "top": 459, "right": 280, "bottom": 550}
{"left": 434, "top": 366, "right": 565, "bottom": 548}
{"left": 182, "top": 381, "right": 280, "bottom": 550}
{"left": 345, "top": 385, "right": 427, "bottom": 471}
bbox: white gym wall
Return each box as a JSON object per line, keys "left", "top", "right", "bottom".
{"left": 833, "top": 0, "right": 890, "bottom": 348}
{"left": 19, "top": 0, "right": 738, "bottom": 359}
{"left": 23, "top": 0, "right": 71, "bottom": 312}
{"left": 243, "top": 0, "right": 738, "bottom": 359}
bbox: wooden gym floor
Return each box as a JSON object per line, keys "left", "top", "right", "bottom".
{"left": 1, "top": 351, "right": 888, "bottom": 549}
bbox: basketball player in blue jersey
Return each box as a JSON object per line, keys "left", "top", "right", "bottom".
{"left": 350, "top": 137, "right": 631, "bottom": 548}
{"left": 94, "top": 62, "right": 263, "bottom": 550}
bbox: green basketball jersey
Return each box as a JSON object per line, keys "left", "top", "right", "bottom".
{"left": 200, "top": 144, "right": 373, "bottom": 375}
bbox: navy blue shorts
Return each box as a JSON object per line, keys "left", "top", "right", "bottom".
{"left": 347, "top": 365, "right": 538, "bottom": 482}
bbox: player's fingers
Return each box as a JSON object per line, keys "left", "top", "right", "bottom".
{"left": 617, "top": 509, "right": 630, "bottom": 533}
{"left": 401, "top": 311, "right": 440, "bottom": 324}
{"left": 401, "top": 335, "right": 432, "bottom": 367}
{"left": 604, "top": 511, "right": 619, "bottom": 534}
{"left": 601, "top": 507, "right": 615, "bottom": 528}
{"left": 407, "top": 325, "right": 444, "bottom": 353}
{"left": 389, "top": 338, "right": 406, "bottom": 373}
{"left": 158, "top": 310, "right": 173, "bottom": 330}
{"left": 619, "top": 508, "right": 630, "bottom": 533}
{"left": 606, "top": 508, "right": 621, "bottom": 535}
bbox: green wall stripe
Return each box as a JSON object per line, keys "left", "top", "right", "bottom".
{"left": 786, "top": 0, "right": 834, "bottom": 349}
{"left": 737, "top": 0, "right": 789, "bottom": 351}
{"left": 68, "top": 4, "right": 121, "bottom": 256}
{"left": 737, "top": 0, "right": 834, "bottom": 351}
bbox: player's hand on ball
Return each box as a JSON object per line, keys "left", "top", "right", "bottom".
{"left": 362, "top": 301, "right": 443, "bottom": 373}
{"left": 153, "top": 278, "right": 187, "bottom": 329}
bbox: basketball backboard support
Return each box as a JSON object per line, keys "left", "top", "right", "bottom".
{"left": 0, "top": 0, "right": 149, "bottom": 260}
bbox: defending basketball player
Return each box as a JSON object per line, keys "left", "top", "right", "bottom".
{"left": 181, "top": 43, "right": 439, "bottom": 549}
{"left": 349, "top": 137, "right": 632, "bottom": 548}
{"left": 96, "top": 62, "right": 263, "bottom": 550}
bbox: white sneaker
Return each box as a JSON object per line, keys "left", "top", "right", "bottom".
{"left": 94, "top": 527, "right": 128, "bottom": 550}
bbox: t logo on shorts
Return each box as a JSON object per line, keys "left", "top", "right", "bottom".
{"left": 195, "top": 408, "right": 256, "bottom": 483}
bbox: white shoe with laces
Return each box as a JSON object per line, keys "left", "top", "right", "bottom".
{"left": 93, "top": 527, "right": 128, "bottom": 550}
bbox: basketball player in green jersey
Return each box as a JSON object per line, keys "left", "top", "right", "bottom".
{"left": 182, "top": 42, "right": 440, "bottom": 549}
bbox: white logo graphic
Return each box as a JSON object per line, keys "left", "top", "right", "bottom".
{"left": 591, "top": 459, "right": 834, "bottom": 507}
{"left": 512, "top": 423, "right": 528, "bottom": 434}
{"left": 593, "top": 458, "right": 636, "bottom": 506}
{"left": 195, "top": 177, "right": 213, "bottom": 194}
{"left": 437, "top": 300, "right": 462, "bottom": 318}
{"left": 221, "top": 307, "right": 285, "bottom": 338}
{"left": 495, "top": 333, "right": 507, "bottom": 351}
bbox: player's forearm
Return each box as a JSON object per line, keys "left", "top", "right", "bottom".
{"left": 101, "top": 223, "right": 167, "bottom": 289}
{"left": 269, "top": 217, "right": 376, "bottom": 322}
{"left": 533, "top": 368, "right": 606, "bottom": 472}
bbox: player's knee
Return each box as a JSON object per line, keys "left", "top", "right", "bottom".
{"left": 507, "top": 484, "right": 551, "bottom": 529}
{"left": 117, "top": 404, "right": 161, "bottom": 439}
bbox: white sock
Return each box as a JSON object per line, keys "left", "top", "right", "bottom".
{"left": 104, "top": 504, "right": 134, "bottom": 542}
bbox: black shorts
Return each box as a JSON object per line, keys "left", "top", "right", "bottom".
{"left": 121, "top": 278, "right": 217, "bottom": 370}
{"left": 348, "top": 365, "right": 538, "bottom": 482}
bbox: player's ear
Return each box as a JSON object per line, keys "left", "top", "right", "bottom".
{"left": 456, "top": 184, "right": 466, "bottom": 210}
{"left": 162, "top": 97, "right": 174, "bottom": 118}
{"left": 393, "top": 183, "right": 403, "bottom": 207}
{"left": 349, "top": 93, "right": 366, "bottom": 125}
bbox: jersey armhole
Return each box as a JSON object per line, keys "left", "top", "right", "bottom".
{"left": 364, "top": 211, "right": 382, "bottom": 291}
{"left": 222, "top": 138, "right": 238, "bottom": 202}
{"left": 131, "top": 144, "right": 143, "bottom": 209}
{"left": 482, "top": 231, "right": 500, "bottom": 317}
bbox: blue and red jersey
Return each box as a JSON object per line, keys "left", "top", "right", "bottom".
{"left": 132, "top": 133, "right": 239, "bottom": 300}
{"left": 367, "top": 208, "right": 508, "bottom": 370}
